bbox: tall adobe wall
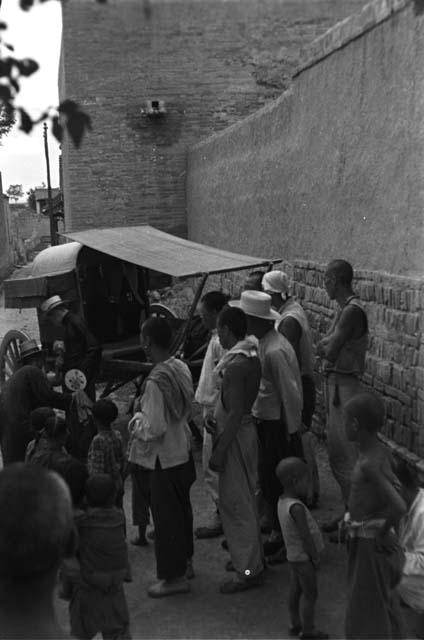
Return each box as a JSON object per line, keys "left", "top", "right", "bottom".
{"left": 59, "top": 0, "right": 367, "bottom": 233}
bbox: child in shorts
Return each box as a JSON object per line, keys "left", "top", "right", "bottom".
{"left": 276, "top": 457, "right": 328, "bottom": 640}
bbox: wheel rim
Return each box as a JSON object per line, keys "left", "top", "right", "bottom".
{"left": 0, "top": 330, "right": 31, "bottom": 388}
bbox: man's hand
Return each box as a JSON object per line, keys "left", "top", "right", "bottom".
{"left": 204, "top": 415, "right": 217, "bottom": 436}
{"left": 310, "top": 554, "right": 320, "bottom": 570}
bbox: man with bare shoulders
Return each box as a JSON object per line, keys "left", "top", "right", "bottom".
{"left": 317, "top": 260, "right": 368, "bottom": 524}
{"left": 0, "top": 463, "right": 74, "bottom": 639}
{"left": 343, "top": 393, "right": 407, "bottom": 639}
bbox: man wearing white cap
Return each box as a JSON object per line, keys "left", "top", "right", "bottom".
{"left": 230, "top": 291, "right": 303, "bottom": 555}
{"left": 262, "top": 270, "right": 319, "bottom": 507}
{"left": 40, "top": 295, "right": 102, "bottom": 401}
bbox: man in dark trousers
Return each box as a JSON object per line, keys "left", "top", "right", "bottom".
{"left": 0, "top": 340, "right": 71, "bottom": 465}
{"left": 40, "top": 295, "right": 102, "bottom": 401}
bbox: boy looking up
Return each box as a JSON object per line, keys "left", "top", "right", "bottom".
{"left": 343, "top": 392, "right": 407, "bottom": 639}
{"left": 276, "top": 458, "right": 327, "bottom": 640}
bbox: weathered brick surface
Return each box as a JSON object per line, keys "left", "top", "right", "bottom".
{"left": 59, "top": 0, "right": 367, "bottom": 233}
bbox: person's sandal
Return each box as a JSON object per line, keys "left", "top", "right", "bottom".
{"left": 131, "top": 535, "right": 148, "bottom": 547}
{"left": 147, "top": 578, "right": 190, "bottom": 598}
{"left": 288, "top": 625, "right": 302, "bottom": 636}
{"left": 299, "top": 630, "right": 329, "bottom": 639}
{"left": 219, "top": 572, "right": 264, "bottom": 594}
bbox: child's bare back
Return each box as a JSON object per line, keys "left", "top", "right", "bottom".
{"left": 349, "top": 443, "right": 400, "bottom": 521}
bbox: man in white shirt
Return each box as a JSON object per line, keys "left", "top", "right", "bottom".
{"left": 232, "top": 291, "right": 303, "bottom": 556}
{"left": 127, "top": 317, "right": 195, "bottom": 598}
{"left": 194, "top": 291, "right": 228, "bottom": 539}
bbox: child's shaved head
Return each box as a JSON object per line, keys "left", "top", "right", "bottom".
{"left": 276, "top": 457, "right": 308, "bottom": 487}
{"left": 0, "top": 464, "right": 73, "bottom": 581}
{"left": 344, "top": 392, "right": 385, "bottom": 433}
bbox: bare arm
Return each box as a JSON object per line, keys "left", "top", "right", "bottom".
{"left": 290, "top": 503, "right": 319, "bottom": 566}
{"left": 279, "top": 317, "right": 302, "bottom": 367}
{"left": 209, "top": 362, "right": 245, "bottom": 472}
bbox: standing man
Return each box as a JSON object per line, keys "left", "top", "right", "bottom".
{"left": 243, "top": 271, "right": 266, "bottom": 292}
{"left": 262, "top": 270, "right": 319, "bottom": 507}
{"left": 128, "top": 317, "right": 196, "bottom": 598}
{"left": 40, "top": 295, "right": 102, "bottom": 401}
{"left": 0, "top": 340, "right": 71, "bottom": 465}
{"left": 232, "top": 291, "right": 303, "bottom": 556}
{"left": 317, "top": 259, "right": 368, "bottom": 528}
{"left": 194, "top": 291, "right": 228, "bottom": 539}
{"left": 209, "top": 306, "right": 264, "bottom": 594}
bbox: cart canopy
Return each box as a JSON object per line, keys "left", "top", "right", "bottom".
{"left": 62, "top": 224, "right": 276, "bottom": 278}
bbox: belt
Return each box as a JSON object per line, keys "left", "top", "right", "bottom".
{"left": 345, "top": 514, "right": 387, "bottom": 539}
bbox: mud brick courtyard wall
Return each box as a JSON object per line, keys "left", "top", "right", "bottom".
{"left": 59, "top": 0, "right": 366, "bottom": 234}
{"left": 186, "top": 0, "right": 424, "bottom": 462}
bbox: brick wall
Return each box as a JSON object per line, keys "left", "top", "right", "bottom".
{"left": 187, "top": 0, "right": 424, "bottom": 277}
{"left": 59, "top": 0, "right": 367, "bottom": 233}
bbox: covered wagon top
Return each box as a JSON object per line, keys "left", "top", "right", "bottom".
{"left": 62, "top": 224, "right": 276, "bottom": 277}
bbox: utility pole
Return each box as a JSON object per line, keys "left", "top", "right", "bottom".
{"left": 43, "top": 122, "right": 58, "bottom": 246}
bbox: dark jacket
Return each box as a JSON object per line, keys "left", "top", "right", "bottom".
{"left": 62, "top": 312, "right": 102, "bottom": 384}
{"left": 0, "top": 365, "right": 70, "bottom": 465}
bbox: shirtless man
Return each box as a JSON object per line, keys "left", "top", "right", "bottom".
{"left": 0, "top": 463, "right": 74, "bottom": 639}
{"left": 343, "top": 392, "right": 407, "bottom": 639}
{"left": 317, "top": 260, "right": 368, "bottom": 526}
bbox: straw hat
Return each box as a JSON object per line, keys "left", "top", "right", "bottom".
{"left": 229, "top": 291, "right": 280, "bottom": 321}
{"left": 19, "top": 339, "right": 42, "bottom": 361}
{"left": 262, "top": 270, "right": 289, "bottom": 294}
{"left": 40, "top": 295, "right": 67, "bottom": 315}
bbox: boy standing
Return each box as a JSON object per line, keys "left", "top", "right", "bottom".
{"left": 343, "top": 392, "right": 407, "bottom": 639}
{"left": 87, "top": 400, "right": 125, "bottom": 507}
{"left": 276, "top": 457, "right": 327, "bottom": 639}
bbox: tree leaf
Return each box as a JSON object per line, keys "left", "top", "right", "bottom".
{"left": 65, "top": 110, "right": 92, "bottom": 148}
{"left": 0, "top": 59, "right": 13, "bottom": 78}
{"left": 19, "top": 0, "right": 34, "bottom": 10}
{"left": 58, "top": 99, "right": 79, "bottom": 115}
{"left": 0, "top": 85, "right": 12, "bottom": 101}
{"left": 16, "top": 58, "right": 39, "bottom": 77}
{"left": 5, "top": 43, "right": 15, "bottom": 52}
{"left": 0, "top": 22, "right": 8, "bottom": 30}
{"left": 18, "top": 108, "right": 33, "bottom": 133}
{"left": 52, "top": 116, "right": 63, "bottom": 143}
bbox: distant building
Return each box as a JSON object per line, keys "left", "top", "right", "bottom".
{"left": 59, "top": 0, "right": 367, "bottom": 234}
{"left": 33, "top": 188, "right": 61, "bottom": 216}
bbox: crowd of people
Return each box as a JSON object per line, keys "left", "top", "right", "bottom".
{"left": 0, "top": 259, "right": 423, "bottom": 640}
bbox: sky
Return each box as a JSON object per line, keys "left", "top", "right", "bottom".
{"left": 0, "top": 0, "right": 62, "bottom": 196}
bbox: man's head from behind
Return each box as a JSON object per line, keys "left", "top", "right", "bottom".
{"left": 343, "top": 392, "right": 385, "bottom": 442}
{"left": 324, "top": 259, "right": 354, "bottom": 300}
{"left": 199, "top": 291, "right": 229, "bottom": 331}
{"left": 243, "top": 270, "right": 266, "bottom": 292}
{"left": 0, "top": 464, "right": 73, "bottom": 584}
{"left": 275, "top": 457, "right": 309, "bottom": 500}
{"left": 217, "top": 306, "right": 247, "bottom": 350}
{"left": 92, "top": 399, "right": 119, "bottom": 432}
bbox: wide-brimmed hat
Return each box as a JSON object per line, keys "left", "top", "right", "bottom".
{"left": 20, "top": 339, "right": 42, "bottom": 361}
{"left": 262, "top": 270, "right": 289, "bottom": 294}
{"left": 40, "top": 295, "right": 68, "bottom": 315}
{"left": 229, "top": 291, "right": 280, "bottom": 321}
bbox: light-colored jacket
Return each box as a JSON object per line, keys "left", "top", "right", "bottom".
{"left": 397, "top": 488, "right": 424, "bottom": 612}
{"left": 194, "top": 331, "right": 225, "bottom": 418}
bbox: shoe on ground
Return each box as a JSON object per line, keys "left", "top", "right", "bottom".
{"left": 147, "top": 578, "right": 190, "bottom": 598}
{"left": 195, "top": 523, "right": 223, "bottom": 539}
{"left": 263, "top": 532, "right": 284, "bottom": 556}
{"left": 267, "top": 547, "right": 288, "bottom": 565}
{"left": 221, "top": 539, "right": 229, "bottom": 551}
{"left": 225, "top": 559, "right": 235, "bottom": 572}
{"left": 219, "top": 572, "right": 264, "bottom": 594}
{"left": 322, "top": 516, "right": 342, "bottom": 533}
{"left": 131, "top": 535, "right": 148, "bottom": 547}
{"left": 186, "top": 559, "right": 195, "bottom": 580}
{"left": 288, "top": 625, "right": 302, "bottom": 637}
{"left": 146, "top": 528, "right": 155, "bottom": 541}
{"left": 328, "top": 530, "right": 346, "bottom": 544}
{"left": 299, "top": 630, "right": 329, "bottom": 639}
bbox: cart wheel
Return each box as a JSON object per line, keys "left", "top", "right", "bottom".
{"left": 0, "top": 329, "right": 31, "bottom": 389}
{"left": 149, "top": 303, "right": 177, "bottom": 322}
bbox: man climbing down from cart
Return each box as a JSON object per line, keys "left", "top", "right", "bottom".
{"left": 40, "top": 295, "right": 102, "bottom": 461}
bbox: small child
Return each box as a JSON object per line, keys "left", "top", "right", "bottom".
{"left": 69, "top": 474, "right": 131, "bottom": 640}
{"left": 87, "top": 400, "right": 125, "bottom": 507}
{"left": 276, "top": 457, "right": 328, "bottom": 640}
{"left": 25, "top": 406, "right": 55, "bottom": 461}
{"left": 343, "top": 392, "right": 407, "bottom": 640}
